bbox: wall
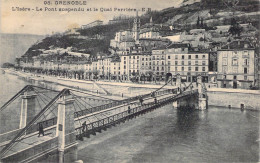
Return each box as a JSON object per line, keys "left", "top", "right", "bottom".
{"left": 208, "top": 89, "right": 260, "bottom": 110}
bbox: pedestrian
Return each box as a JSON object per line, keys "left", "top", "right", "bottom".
{"left": 82, "top": 121, "right": 87, "bottom": 132}
{"left": 128, "top": 106, "right": 131, "bottom": 114}
{"left": 139, "top": 97, "right": 144, "bottom": 106}
{"left": 38, "top": 123, "right": 45, "bottom": 137}
{"left": 154, "top": 97, "right": 157, "bottom": 104}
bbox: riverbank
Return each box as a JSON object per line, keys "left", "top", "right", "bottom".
{"left": 4, "top": 69, "right": 260, "bottom": 110}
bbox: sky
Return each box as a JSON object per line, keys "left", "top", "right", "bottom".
{"left": 0, "top": 0, "right": 184, "bottom": 35}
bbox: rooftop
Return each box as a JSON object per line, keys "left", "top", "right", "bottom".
{"left": 220, "top": 40, "right": 255, "bottom": 50}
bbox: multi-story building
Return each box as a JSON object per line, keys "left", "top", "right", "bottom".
{"left": 151, "top": 48, "right": 166, "bottom": 80}
{"left": 217, "top": 40, "right": 255, "bottom": 89}
{"left": 166, "top": 43, "right": 209, "bottom": 82}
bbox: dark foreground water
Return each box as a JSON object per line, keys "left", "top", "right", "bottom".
{"left": 0, "top": 72, "right": 259, "bottom": 162}
{"left": 77, "top": 105, "right": 259, "bottom": 163}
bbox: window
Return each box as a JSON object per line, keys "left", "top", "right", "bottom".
{"left": 168, "top": 67, "right": 170, "bottom": 71}
{"left": 175, "top": 67, "right": 178, "bottom": 71}
{"left": 232, "top": 58, "right": 238, "bottom": 65}
{"left": 233, "top": 75, "right": 237, "bottom": 79}
{"left": 137, "top": 56, "right": 139, "bottom": 59}
{"left": 202, "top": 55, "right": 205, "bottom": 59}
{"left": 188, "top": 67, "right": 191, "bottom": 71}
{"left": 168, "top": 56, "right": 171, "bottom": 59}
{"left": 223, "top": 58, "right": 227, "bottom": 65}
{"left": 233, "top": 67, "right": 238, "bottom": 73}
{"left": 162, "top": 61, "right": 164, "bottom": 65}
{"left": 182, "top": 67, "right": 184, "bottom": 71}
{"left": 124, "top": 61, "right": 126, "bottom": 64}
{"left": 162, "top": 67, "right": 164, "bottom": 71}
{"left": 223, "top": 66, "right": 227, "bottom": 74}
{"left": 195, "top": 61, "right": 198, "bottom": 65}
{"left": 188, "top": 61, "right": 191, "bottom": 65}
{"left": 244, "top": 59, "right": 248, "bottom": 66}
{"left": 244, "top": 76, "right": 247, "bottom": 80}
{"left": 182, "top": 61, "right": 184, "bottom": 65}
{"left": 182, "top": 55, "right": 185, "bottom": 59}
{"left": 133, "top": 56, "right": 135, "bottom": 59}
{"left": 168, "top": 61, "right": 171, "bottom": 65}
{"left": 195, "top": 67, "right": 198, "bottom": 71}
{"left": 202, "top": 61, "right": 206, "bottom": 66}
{"left": 124, "top": 65, "right": 126, "bottom": 69}
{"left": 175, "top": 55, "right": 178, "bottom": 59}
{"left": 224, "top": 75, "right": 226, "bottom": 79}
{"left": 195, "top": 55, "right": 198, "bottom": 59}
{"left": 188, "top": 55, "right": 191, "bottom": 59}
{"left": 244, "top": 67, "right": 247, "bottom": 74}
{"left": 175, "top": 61, "right": 178, "bottom": 65}
{"left": 202, "top": 67, "right": 205, "bottom": 71}
{"left": 157, "top": 67, "right": 159, "bottom": 71}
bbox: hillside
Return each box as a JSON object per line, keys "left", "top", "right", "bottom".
{"left": 21, "top": 0, "right": 260, "bottom": 60}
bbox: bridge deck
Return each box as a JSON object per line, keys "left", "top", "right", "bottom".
{"left": 75, "top": 89, "right": 198, "bottom": 138}
{"left": 3, "top": 134, "right": 55, "bottom": 158}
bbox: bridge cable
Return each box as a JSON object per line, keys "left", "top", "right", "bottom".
{"left": 70, "top": 89, "right": 117, "bottom": 101}
{"left": 73, "top": 97, "right": 106, "bottom": 121}
{"left": 34, "top": 91, "right": 57, "bottom": 118}
{"left": 71, "top": 92, "right": 111, "bottom": 119}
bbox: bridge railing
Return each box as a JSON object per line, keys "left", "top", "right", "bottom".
{"left": 26, "top": 117, "right": 57, "bottom": 134}
{"left": 74, "top": 89, "right": 195, "bottom": 138}
{"left": 74, "top": 88, "right": 176, "bottom": 118}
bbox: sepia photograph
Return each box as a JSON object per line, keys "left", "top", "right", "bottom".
{"left": 0, "top": 0, "right": 259, "bottom": 162}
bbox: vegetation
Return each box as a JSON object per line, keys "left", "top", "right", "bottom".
{"left": 21, "top": 0, "right": 259, "bottom": 60}
{"left": 1, "top": 62, "right": 14, "bottom": 68}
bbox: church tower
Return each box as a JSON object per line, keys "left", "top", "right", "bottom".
{"left": 132, "top": 11, "right": 140, "bottom": 42}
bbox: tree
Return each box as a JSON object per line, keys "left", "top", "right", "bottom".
{"left": 197, "top": 16, "right": 200, "bottom": 28}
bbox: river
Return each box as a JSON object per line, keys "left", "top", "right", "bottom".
{"left": 0, "top": 72, "right": 259, "bottom": 162}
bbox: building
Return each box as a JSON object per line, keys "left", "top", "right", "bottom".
{"left": 165, "top": 43, "right": 209, "bottom": 82}
{"left": 217, "top": 40, "right": 255, "bottom": 89}
{"left": 151, "top": 48, "right": 166, "bottom": 80}
{"left": 81, "top": 20, "right": 103, "bottom": 29}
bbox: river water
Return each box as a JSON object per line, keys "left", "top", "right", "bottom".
{"left": 0, "top": 72, "right": 259, "bottom": 162}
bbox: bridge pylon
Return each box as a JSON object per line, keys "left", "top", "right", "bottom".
{"left": 197, "top": 74, "right": 208, "bottom": 110}
{"left": 176, "top": 73, "right": 181, "bottom": 94}
{"left": 19, "top": 86, "right": 37, "bottom": 129}
{"left": 56, "top": 89, "right": 78, "bottom": 163}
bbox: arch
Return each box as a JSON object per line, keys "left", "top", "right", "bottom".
{"left": 165, "top": 73, "right": 172, "bottom": 81}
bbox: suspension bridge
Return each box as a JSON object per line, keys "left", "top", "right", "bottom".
{"left": 0, "top": 74, "right": 208, "bottom": 163}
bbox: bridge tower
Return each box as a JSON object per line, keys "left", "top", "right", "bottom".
{"left": 172, "top": 74, "right": 181, "bottom": 108}
{"left": 197, "top": 75, "right": 208, "bottom": 110}
{"left": 19, "top": 86, "right": 37, "bottom": 129}
{"left": 56, "top": 89, "right": 78, "bottom": 163}
{"left": 176, "top": 73, "right": 181, "bottom": 94}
